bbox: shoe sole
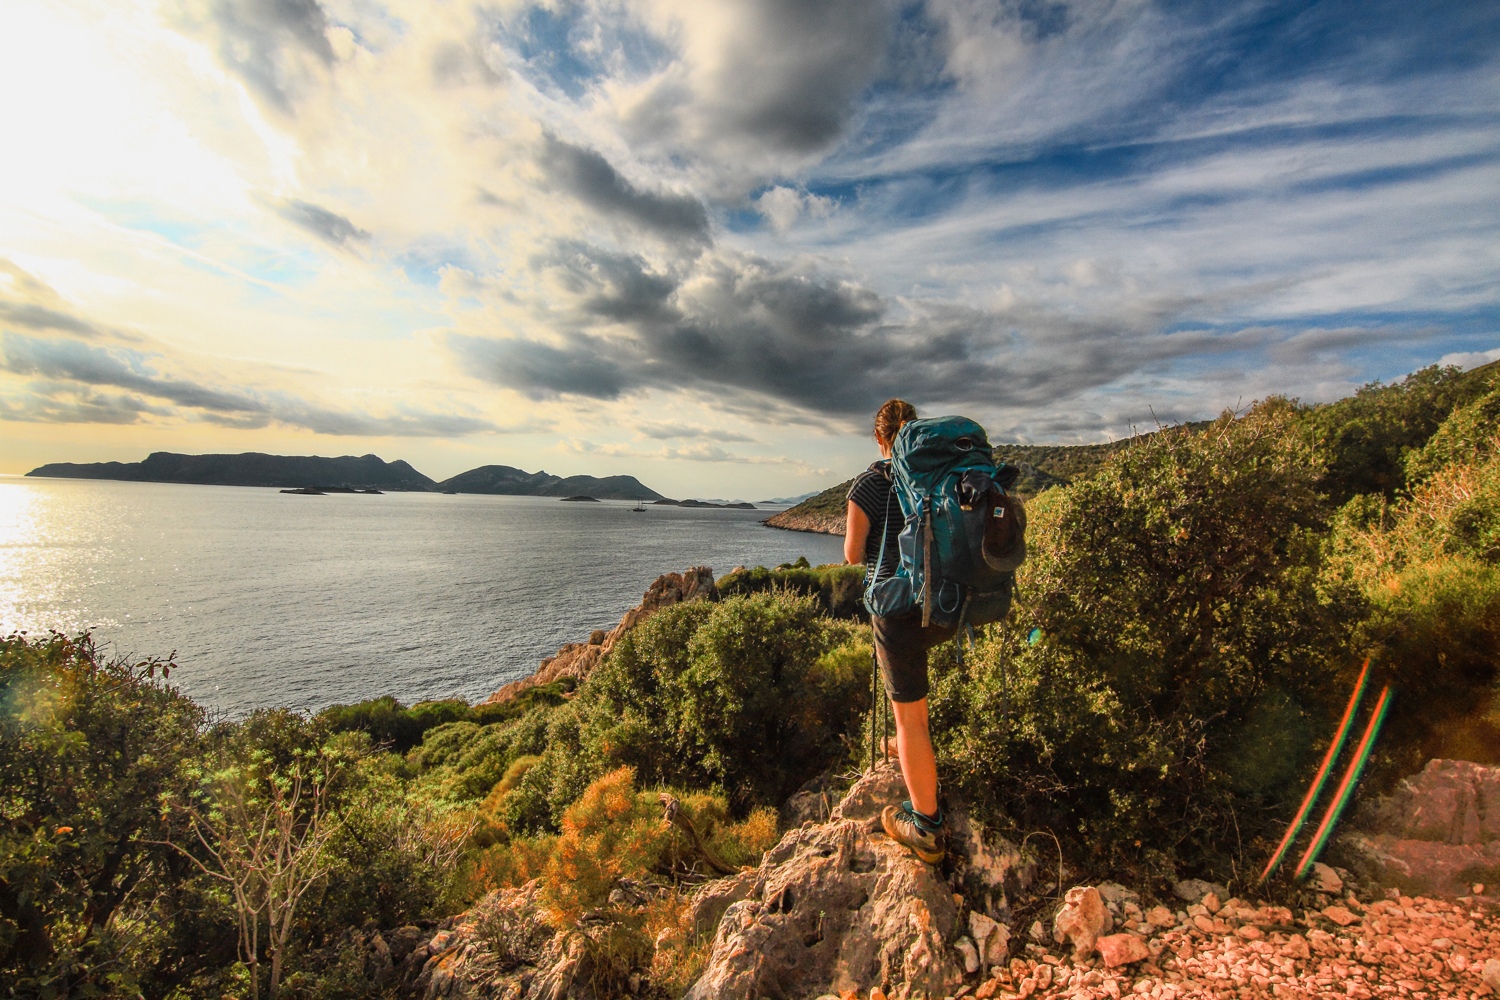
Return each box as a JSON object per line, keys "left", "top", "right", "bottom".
{"left": 881, "top": 806, "right": 946, "bottom": 865}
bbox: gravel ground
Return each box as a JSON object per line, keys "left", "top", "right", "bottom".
{"left": 951, "top": 891, "right": 1500, "bottom": 1000}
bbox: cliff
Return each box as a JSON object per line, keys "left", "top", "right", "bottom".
{"left": 27, "top": 451, "right": 436, "bottom": 491}
{"left": 436, "top": 465, "right": 665, "bottom": 501}
{"left": 761, "top": 480, "right": 850, "bottom": 534}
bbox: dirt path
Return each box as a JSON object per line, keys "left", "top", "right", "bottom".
{"left": 957, "top": 893, "right": 1498, "bottom": 1000}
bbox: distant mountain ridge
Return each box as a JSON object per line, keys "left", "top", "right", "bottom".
{"left": 27, "top": 452, "right": 436, "bottom": 491}
{"left": 27, "top": 452, "right": 664, "bottom": 500}
{"left": 437, "top": 465, "right": 664, "bottom": 501}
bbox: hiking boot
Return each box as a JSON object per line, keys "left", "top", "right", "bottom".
{"left": 881, "top": 801, "right": 945, "bottom": 864}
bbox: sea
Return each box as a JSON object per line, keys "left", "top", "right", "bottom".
{"left": 0, "top": 476, "right": 845, "bottom": 716}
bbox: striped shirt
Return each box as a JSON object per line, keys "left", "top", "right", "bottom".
{"left": 847, "top": 461, "right": 903, "bottom": 582}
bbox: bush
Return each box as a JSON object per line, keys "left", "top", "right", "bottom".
{"left": 0, "top": 632, "right": 228, "bottom": 996}
{"left": 1303, "top": 363, "right": 1493, "bottom": 503}
{"left": 319, "top": 685, "right": 572, "bottom": 754}
{"left": 716, "top": 562, "right": 867, "bottom": 619}
{"left": 1327, "top": 432, "right": 1500, "bottom": 770}
{"left": 930, "top": 402, "right": 1363, "bottom": 880}
{"left": 480, "top": 775, "right": 771, "bottom": 925}
{"left": 579, "top": 591, "right": 869, "bottom": 812}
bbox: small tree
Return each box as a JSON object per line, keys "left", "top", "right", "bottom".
{"left": 174, "top": 745, "right": 349, "bottom": 1000}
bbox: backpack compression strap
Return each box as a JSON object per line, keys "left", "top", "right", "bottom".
{"left": 920, "top": 498, "right": 934, "bottom": 627}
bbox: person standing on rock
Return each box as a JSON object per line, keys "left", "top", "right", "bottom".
{"left": 844, "top": 398, "right": 956, "bottom": 864}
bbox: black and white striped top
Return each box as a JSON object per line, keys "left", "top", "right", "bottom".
{"left": 847, "top": 461, "right": 903, "bottom": 582}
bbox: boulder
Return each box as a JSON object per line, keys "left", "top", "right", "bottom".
{"left": 1052, "top": 886, "right": 1108, "bottom": 960}
{"left": 1335, "top": 758, "right": 1500, "bottom": 899}
{"left": 684, "top": 818, "right": 964, "bottom": 999}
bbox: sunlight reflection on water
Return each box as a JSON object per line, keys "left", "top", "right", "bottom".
{"left": 0, "top": 476, "right": 845, "bottom": 716}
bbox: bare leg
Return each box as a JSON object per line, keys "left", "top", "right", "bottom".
{"left": 891, "top": 697, "right": 939, "bottom": 818}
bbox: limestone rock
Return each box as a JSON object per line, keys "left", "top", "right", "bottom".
{"left": 829, "top": 759, "right": 907, "bottom": 825}
{"left": 955, "top": 936, "right": 980, "bottom": 974}
{"left": 686, "top": 869, "right": 759, "bottom": 940}
{"left": 947, "top": 808, "right": 1032, "bottom": 916}
{"left": 684, "top": 819, "right": 964, "bottom": 1000}
{"left": 968, "top": 911, "right": 1010, "bottom": 966}
{"left": 1172, "top": 879, "right": 1228, "bottom": 905}
{"left": 1483, "top": 958, "right": 1500, "bottom": 993}
{"left": 1334, "top": 758, "right": 1500, "bottom": 900}
{"left": 1309, "top": 861, "right": 1343, "bottom": 894}
{"left": 1052, "top": 886, "right": 1108, "bottom": 960}
{"left": 1095, "top": 932, "right": 1150, "bottom": 968}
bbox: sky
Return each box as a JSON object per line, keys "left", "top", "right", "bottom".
{"left": 0, "top": 0, "right": 1496, "bottom": 498}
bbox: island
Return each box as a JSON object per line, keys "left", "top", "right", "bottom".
{"left": 434, "top": 465, "right": 664, "bottom": 502}
{"left": 26, "top": 453, "right": 668, "bottom": 502}
{"left": 28, "top": 452, "right": 436, "bottom": 491}
{"left": 558, "top": 495, "right": 599, "bottom": 502}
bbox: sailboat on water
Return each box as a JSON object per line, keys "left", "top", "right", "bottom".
{"left": 631, "top": 496, "right": 647, "bottom": 512}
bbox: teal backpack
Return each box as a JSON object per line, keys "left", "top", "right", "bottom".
{"left": 862, "top": 416, "right": 1026, "bottom": 630}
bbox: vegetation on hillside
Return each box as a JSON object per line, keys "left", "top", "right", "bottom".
{"left": 4, "top": 360, "right": 1497, "bottom": 996}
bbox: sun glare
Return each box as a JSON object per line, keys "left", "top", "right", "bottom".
{"left": 0, "top": 1, "right": 249, "bottom": 215}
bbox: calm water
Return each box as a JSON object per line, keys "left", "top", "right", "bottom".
{"left": 0, "top": 476, "right": 844, "bottom": 715}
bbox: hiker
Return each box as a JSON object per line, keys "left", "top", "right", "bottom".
{"left": 844, "top": 398, "right": 955, "bottom": 864}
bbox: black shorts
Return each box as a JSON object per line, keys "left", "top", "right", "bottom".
{"left": 873, "top": 610, "right": 957, "bottom": 703}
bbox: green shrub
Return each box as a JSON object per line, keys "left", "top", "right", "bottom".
{"left": 1303, "top": 362, "right": 1495, "bottom": 503}
{"left": 930, "top": 401, "right": 1363, "bottom": 880}
{"left": 716, "top": 562, "right": 867, "bottom": 619}
{"left": 580, "top": 591, "right": 868, "bottom": 812}
{"left": 0, "top": 632, "right": 229, "bottom": 996}
{"left": 1404, "top": 383, "right": 1500, "bottom": 485}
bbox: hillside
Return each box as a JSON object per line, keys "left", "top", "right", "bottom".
{"left": 26, "top": 451, "right": 436, "bottom": 491}
{"left": 763, "top": 436, "right": 1127, "bottom": 534}
{"left": 436, "top": 464, "right": 665, "bottom": 501}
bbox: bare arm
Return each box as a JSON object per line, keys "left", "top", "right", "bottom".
{"left": 844, "top": 499, "right": 869, "bottom": 566}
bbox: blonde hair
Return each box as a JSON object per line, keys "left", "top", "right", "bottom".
{"left": 874, "top": 398, "right": 917, "bottom": 447}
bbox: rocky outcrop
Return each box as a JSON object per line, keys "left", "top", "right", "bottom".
{"left": 1335, "top": 758, "right": 1500, "bottom": 898}
{"left": 483, "top": 567, "right": 717, "bottom": 705}
{"left": 683, "top": 761, "right": 1032, "bottom": 1000}
{"left": 761, "top": 481, "right": 851, "bottom": 535}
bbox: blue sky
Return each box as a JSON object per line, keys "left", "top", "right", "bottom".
{"left": 0, "top": 0, "right": 1495, "bottom": 494}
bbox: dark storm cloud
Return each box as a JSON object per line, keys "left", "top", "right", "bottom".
{"left": 202, "top": 0, "right": 335, "bottom": 112}
{"left": 537, "top": 242, "right": 679, "bottom": 323}
{"left": 708, "top": 0, "right": 892, "bottom": 153}
{"left": 0, "top": 301, "right": 101, "bottom": 338}
{"left": 0, "top": 333, "right": 497, "bottom": 436}
{"left": 448, "top": 331, "right": 632, "bottom": 400}
{"left": 618, "top": 0, "right": 894, "bottom": 159}
{"left": 540, "top": 134, "right": 709, "bottom": 239}
{"left": 453, "top": 247, "right": 1321, "bottom": 418}
{"left": 276, "top": 199, "right": 370, "bottom": 246}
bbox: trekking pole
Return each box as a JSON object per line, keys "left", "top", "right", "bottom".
{"left": 870, "top": 641, "right": 879, "bottom": 772}
{"left": 876, "top": 680, "right": 888, "bottom": 767}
